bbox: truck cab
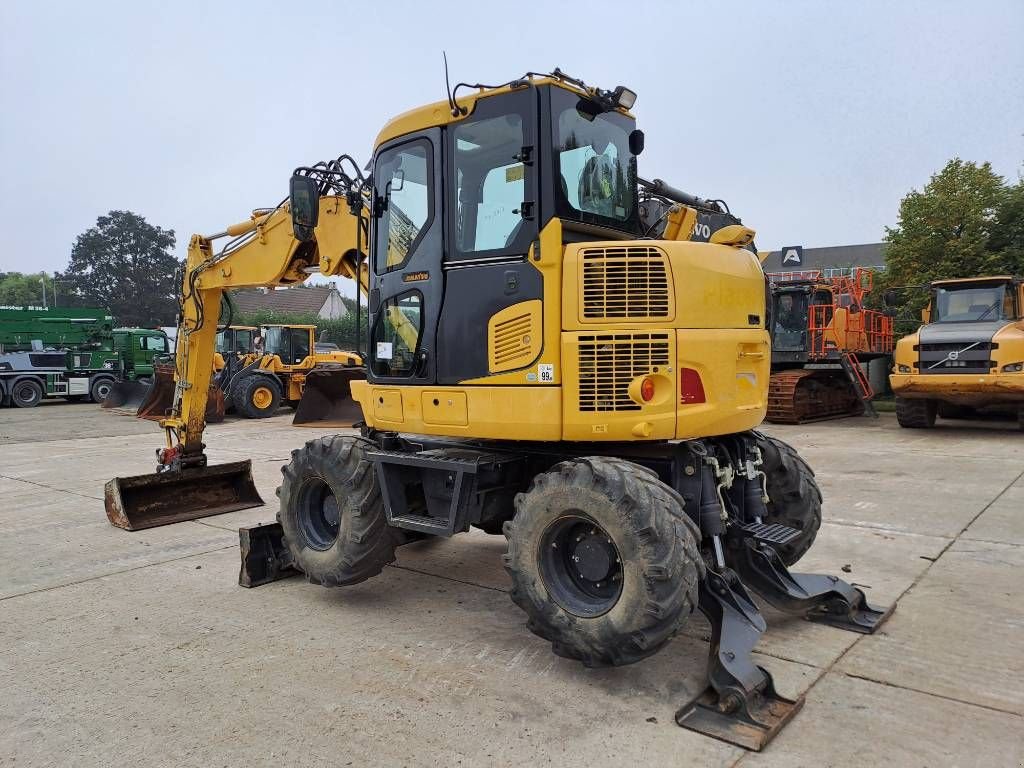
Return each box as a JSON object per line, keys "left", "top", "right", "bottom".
{"left": 890, "top": 275, "right": 1024, "bottom": 428}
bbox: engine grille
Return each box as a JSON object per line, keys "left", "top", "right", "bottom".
{"left": 581, "top": 246, "right": 671, "bottom": 321}
{"left": 577, "top": 332, "right": 670, "bottom": 412}
{"left": 916, "top": 342, "right": 995, "bottom": 374}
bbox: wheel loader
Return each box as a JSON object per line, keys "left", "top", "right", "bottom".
{"left": 889, "top": 275, "right": 1024, "bottom": 429}
{"left": 104, "top": 69, "right": 891, "bottom": 750}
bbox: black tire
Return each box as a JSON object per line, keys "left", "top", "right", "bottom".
{"left": 503, "top": 457, "right": 703, "bottom": 668}
{"left": 89, "top": 376, "right": 115, "bottom": 404}
{"left": 756, "top": 435, "right": 823, "bottom": 566}
{"left": 896, "top": 397, "right": 936, "bottom": 428}
{"left": 11, "top": 379, "right": 43, "bottom": 408}
{"left": 277, "top": 435, "right": 403, "bottom": 586}
{"left": 234, "top": 374, "right": 282, "bottom": 418}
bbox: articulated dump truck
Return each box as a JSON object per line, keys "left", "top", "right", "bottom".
{"left": 104, "top": 69, "right": 892, "bottom": 750}
{"left": 890, "top": 275, "right": 1024, "bottom": 429}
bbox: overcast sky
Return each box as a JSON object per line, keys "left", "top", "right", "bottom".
{"left": 1, "top": 0, "right": 1021, "bottom": 293}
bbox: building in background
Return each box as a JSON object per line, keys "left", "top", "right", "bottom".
{"left": 230, "top": 285, "right": 349, "bottom": 319}
{"left": 761, "top": 243, "right": 886, "bottom": 278}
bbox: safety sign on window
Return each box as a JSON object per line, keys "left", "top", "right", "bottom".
{"left": 376, "top": 342, "right": 393, "bottom": 360}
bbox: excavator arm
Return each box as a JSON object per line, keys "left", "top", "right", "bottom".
{"left": 163, "top": 194, "right": 369, "bottom": 468}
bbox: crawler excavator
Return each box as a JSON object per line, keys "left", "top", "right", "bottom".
{"left": 104, "top": 70, "right": 890, "bottom": 750}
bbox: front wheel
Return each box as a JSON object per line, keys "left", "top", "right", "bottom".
{"left": 234, "top": 375, "right": 282, "bottom": 418}
{"left": 89, "top": 376, "right": 115, "bottom": 404}
{"left": 504, "top": 457, "right": 702, "bottom": 667}
{"left": 896, "top": 397, "right": 936, "bottom": 428}
{"left": 277, "top": 435, "right": 403, "bottom": 586}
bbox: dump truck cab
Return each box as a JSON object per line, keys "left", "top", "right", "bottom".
{"left": 891, "top": 275, "right": 1024, "bottom": 428}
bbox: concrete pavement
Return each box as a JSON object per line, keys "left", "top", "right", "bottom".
{"left": 1, "top": 404, "right": 1021, "bottom": 767}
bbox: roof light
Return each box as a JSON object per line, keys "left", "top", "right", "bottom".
{"left": 613, "top": 86, "right": 637, "bottom": 110}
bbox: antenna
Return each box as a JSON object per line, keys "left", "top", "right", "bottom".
{"left": 443, "top": 51, "right": 456, "bottom": 115}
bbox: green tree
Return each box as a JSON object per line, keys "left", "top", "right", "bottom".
{"left": 988, "top": 177, "right": 1024, "bottom": 273}
{"left": 0, "top": 271, "right": 52, "bottom": 307}
{"left": 59, "top": 211, "right": 182, "bottom": 326}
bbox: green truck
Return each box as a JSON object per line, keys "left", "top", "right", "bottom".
{"left": 0, "top": 307, "right": 169, "bottom": 408}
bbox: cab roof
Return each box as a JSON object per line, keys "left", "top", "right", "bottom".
{"left": 931, "top": 275, "right": 1020, "bottom": 287}
{"left": 374, "top": 75, "right": 626, "bottom": 150}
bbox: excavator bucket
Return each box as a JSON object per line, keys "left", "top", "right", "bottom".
{"left": 105, "top": 460, "right": 264, "bottom": 530}
{"left": 136, "top": 361, "right": 226, "bottom": 423}
{"left": 101, "top": 379, "right": 152, "bottom": 411}
{"left": 292, "top": 365, "right": 366, "bottom": 427}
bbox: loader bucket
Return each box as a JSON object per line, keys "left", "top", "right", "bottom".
{"left": 104, "top": 460, "right": 264, "bottom": 530}
{"left": 292, "top": 365, "right": 366, "bottom": 427}
{"left": 136, "top": 362, "right": 226, "bottom": 423}
{"left": 101, "top": 379, "right": 152, "bottom": 410}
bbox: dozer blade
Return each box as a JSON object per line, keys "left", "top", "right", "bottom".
{"left": 136, "top": 362, "right": 226, "bottom": 423}
{"left": 292, "top": 365, "right": 366, "bottom": 428}
{"left": 101, "top": 379, "right": 152, "bottom": 411}
{"left": 104, "top": 460, "right": 263, "bottom": 531}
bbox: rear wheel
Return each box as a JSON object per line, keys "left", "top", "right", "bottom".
{"left": 896, "top": 397, "right": 936, "bottom": 428}
{"left": 756, "top": 435, "right": 822, "bottom": 566}
{"left": 277, "top": 435, "right": 404, "bottom": 586}
{"left": 504, "top": 457, "right": 702, "bottom": 667}
{"left": 89, "top": 376, "right": 115, "bottom": 404}
{"left": 235, "top": 375, "right": 282, "bottom": 418}
{"left": 11, "top": 379, "right": 43, "bottom": 408}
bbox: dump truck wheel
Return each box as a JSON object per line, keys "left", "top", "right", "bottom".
{"left": 896, "top": 397, "right": 936, "bottom": 428}
{"left": 11, "top": 379, "right": 43, "bottom": 408}
{"left": 504, "top": 457, "right": 702, "bottom": 667}
{"left": 235, "top": 375, "right": 282, "bottom": 419}
{"left": 89, "top": 376, "right": 115, "bottom": 404}
{"left": 757, "top": 435, "right": 822, "bottom": 566}
{"left": 277, "top": 435, "right": 402, "bottom": 586}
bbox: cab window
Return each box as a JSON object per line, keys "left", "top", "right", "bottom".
{"left": 453, "top": 114, "right": 525, "bottom": 253}
{"left": 371, "top": 291, "right": 422, "bottom": 377}
{"left": 289, "top": 328, "right": 310, "bottom": 364}
{"left": 374, "top": 140, "right": 432, "bottom": 273}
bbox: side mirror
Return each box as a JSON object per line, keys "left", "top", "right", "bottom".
{"left": 629, "top": 129, "right": 645, "bottom": 156}
{"left": 289, "top": 175, "right": 319, "bottom": 242}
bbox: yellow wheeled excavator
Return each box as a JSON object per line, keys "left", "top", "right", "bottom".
{"left": 104, "top": 69, "right": 890, "bottom": 750}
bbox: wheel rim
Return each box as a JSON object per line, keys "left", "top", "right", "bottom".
{"left": 94, "top": 382, "right": 112, "bottom": 400}
{"left": 539, "top": 515, "right": 623, "bottom": 617}
{"left": 252, "top": 386, "right": 274, "bottom": 410}
{"left": 296, "top": 478, "right": 341, "bottom": 550}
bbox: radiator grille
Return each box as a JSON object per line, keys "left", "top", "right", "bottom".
{"left": 577, "top": 333, "right": 670, "bottom": 412}
{"left": 492, "top": 312, "right": 534, "bottom": 368}
{"left": 581, "top": 246, "right": 671, "bottom": 320}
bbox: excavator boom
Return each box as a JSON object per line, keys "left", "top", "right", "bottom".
{"left": 104, "top": 175, "right": 372, "bottom": 529}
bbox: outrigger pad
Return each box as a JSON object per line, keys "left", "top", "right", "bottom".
{"left": 676, "top": 571, "right": 803, "bottom": 751}
{"left": 238, "top": 522, "right": 298, "bottom": 587}
{"left": 104, "top": 460, "right": 263, "bottom": 531}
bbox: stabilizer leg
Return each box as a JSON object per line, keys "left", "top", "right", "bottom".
{"left": 737, "top": 540, "right": 892, "bottom": 633}
{"left": 676, "top": 568, "right": 803, "bottom": 751}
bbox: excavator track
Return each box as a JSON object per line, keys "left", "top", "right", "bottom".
{"left": 767, "top": 369, "right": 864, "bottom": 424}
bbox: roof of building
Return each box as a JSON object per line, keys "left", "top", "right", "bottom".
{"left": 761, "top": 242, "right": 887, "bottom": 272}
{"left": 230, "top": 286, "right": 334, "bottom": 316}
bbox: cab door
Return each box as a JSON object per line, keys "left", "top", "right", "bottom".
{"left": 367, "top": 128, "right": 443, "bottom": 386}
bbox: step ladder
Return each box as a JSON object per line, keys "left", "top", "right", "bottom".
{"left": 840, "top": 351, "right": 877, "bottom": 418}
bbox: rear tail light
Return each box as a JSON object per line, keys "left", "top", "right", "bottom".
{"left": 680, "top": 368, "right": 706, "bottom": 404}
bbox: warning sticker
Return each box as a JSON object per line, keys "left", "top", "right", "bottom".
{"left": 376, "top": 341, "right": 393, "bottom": 360}
{"left": 538, "top": 363, "right": 554, "bottom": 383}
{"left": 505, "top": 164, "right": 524, "bottom": 183}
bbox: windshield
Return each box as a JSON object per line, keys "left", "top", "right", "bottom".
{"left": 262, "top": 326, "right": 285, "bottom": 355}
{"left": 552, "top": 87, "right": 638, "bottom": 230}
{"left": 933, "top": 284, "right": 1012, "bottom": 322}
